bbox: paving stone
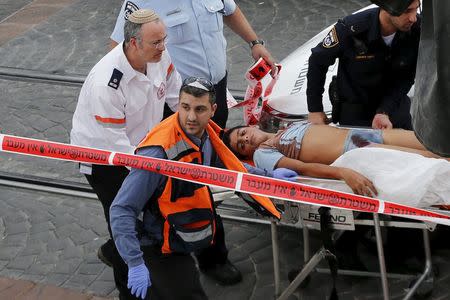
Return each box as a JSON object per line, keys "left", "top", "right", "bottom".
{"left": 36, "top": 252, "right": 60, "bottom": 265}
{"left": 1, "top": 232, "right": 28, "bottom": 247}
{"left": 95, "top": 268, "right": 114, "bottom": 282}
{"left": 87, "top": 281, "right": 116, "bottom": 297}
{"left": 70, "top": 229, "right": 99, "bottom": 245}
{"left": 0, "top": 260, "right": 8, "bottom": 271}
{"left": 28, "top": 261, "right": 56, "bottom": 276}
{"left": 250, "top": 243, "right": 274, "bottom": 264}
{"left": 18, "top": 273, "right": 45, "bottom": 283}
{"left": 77, "top": 262, "right": 104, "bottom": 276}
{"left": 0, "top": 246, "right": 21, "bottom": 260}
{"left": 62, "top": 273, "right": 97, "bottom": 291}
{"left": 0, "top": 268, "right": 24, "bottom": 278}
{"left": 7, "top": 255, "right": 36, "bottom": 270}
{"left": 3, "top": 211, "right": 27, "bottom": 223}
{"left": 62, "top": 245, "right": 84, "bottom": 260}
{"left": 44, "top": 273, "right": 71, "bottom": 286}
{"left": 55, "top": 222, "right": 83, "bottom": 239}
{"left": 53, "top": 258, "right": 82, "bottom": 275}
{"left": 29, "top": 221, "right": 55, "bottom": 234}
{"left": 28, "top": 230, "right": 58, "bottom": 244}
{"left": 5, "top": 221, "right": 30, "bottom": 235}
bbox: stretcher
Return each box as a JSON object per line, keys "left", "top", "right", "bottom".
{"left": 239, "top": 60, "right": 449, "bottom": 298}
{"left": 250, "top": 110, "right": 449, "bottom": 299}
{"left": 269, "top": 198, "right": 444, "bottom": 300}
{"left": 252, "top": 121, "right": 448, "bottom": 299}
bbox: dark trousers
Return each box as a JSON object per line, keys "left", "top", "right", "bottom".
{"left": 85, "top": 164, "right": 227, "bottom": 298}
{"left": 141, "top": 246, "right": 208, "bottom": 300}
{"left": 211, "top": 73, "right": 228, "bottom": 128}
{"left": 338, "top": 95, "right": 412, "bottom": 130}
{"left": 84, "top": 165, "right": 133, "bottom": 299}
{"left": 163, "top": 74, "right": 228, "bottom": 128}
{"left": 389, "top": 95, "right": 412, "bottom": 130}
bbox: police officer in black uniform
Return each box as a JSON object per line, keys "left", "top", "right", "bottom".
{"left": 306, "top": 0, "right": 420, "bottom": 130}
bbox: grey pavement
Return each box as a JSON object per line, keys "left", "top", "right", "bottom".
{"left": 1, "top": 0, "right": 450, "bottom": 299}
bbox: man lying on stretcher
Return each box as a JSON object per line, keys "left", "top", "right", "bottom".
{"left": 223, "top": 121, "right": 448, "bottom": 197}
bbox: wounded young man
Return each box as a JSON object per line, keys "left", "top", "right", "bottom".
{"left": 223, "top": 121, "right": 445, "bottom": 197}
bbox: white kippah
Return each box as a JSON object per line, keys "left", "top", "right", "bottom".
{"left": 186, "top": 81, "right": 210, "bottom": 91}
{"left": 128, "top": 9, "right": 159, "bottom": 24}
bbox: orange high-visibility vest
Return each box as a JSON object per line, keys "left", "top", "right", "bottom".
{"left": 137, "top": 113, "right": 281, "bottom": 254}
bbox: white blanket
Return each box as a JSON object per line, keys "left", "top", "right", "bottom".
{"left": 300, "top": 148, "right": 450, "bottom": 208}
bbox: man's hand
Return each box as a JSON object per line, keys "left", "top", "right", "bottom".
{"left": 128, "top": 263, "right": 151, "bottom": 299}
{"left": 308, "top": 112, "right": 329, "bottom": 125}
{"left": 339, "top": 168, "right": 377, "bottom": 197}
{"left": 273, "top": 168, "right": 298, "bottom": 181}
{"left": 372, "top": 113, "right": 393, "bottom": 129}
{"left": 251, "top": 44, "right": 277, "bottom": 76}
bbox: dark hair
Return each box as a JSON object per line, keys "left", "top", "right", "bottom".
{"left": 179, "top": 85, "right": 216, "bottom": 104}
{"left": 222, "top": 125, "right": 248, "bottom": 159}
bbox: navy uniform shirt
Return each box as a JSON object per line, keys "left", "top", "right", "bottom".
{"left": 306, "top": 7, "right": 420, "bottom": 127}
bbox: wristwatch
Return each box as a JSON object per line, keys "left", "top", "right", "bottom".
{"left": 249, "top": 39, "right": 265, "bottom": 48}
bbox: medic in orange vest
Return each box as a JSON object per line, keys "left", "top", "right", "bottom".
{"left": 110, "top": 77, "right": 297, "bottom": 299}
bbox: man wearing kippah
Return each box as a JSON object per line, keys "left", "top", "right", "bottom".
{"left": 111, "top": 0, "right": 276, "bottom": 129}
{"left": 110, "top": 0, "right": 277, "bottom": 286}
{"left": 70, "top": 9, "right": 182, "bottom": 299}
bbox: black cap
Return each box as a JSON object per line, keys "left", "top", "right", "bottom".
{"left": 370, "top": 0, "right": 415, "bottom": 16}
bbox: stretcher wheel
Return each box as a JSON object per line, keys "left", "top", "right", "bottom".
{"left": 287, "top": 267, "right": 311, "bottom": 288}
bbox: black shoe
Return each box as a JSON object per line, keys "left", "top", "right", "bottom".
{"left": 97, "top": 240, "right": 114, "bottom": 268}
{"left": 200, "top": 260, "right": 242, "bottom": 286}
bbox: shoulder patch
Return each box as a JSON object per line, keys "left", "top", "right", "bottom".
{"left": 166, "top": 63, "right": 174, "bottom": 81}
{"left": 124, "top": 1, "right": 139, "bottom": 20}
{"left": 323, "top": 27, "right": 339, "bottom": 48}
{"left": 108, "top": 68, "right": 123, "bottom": 90}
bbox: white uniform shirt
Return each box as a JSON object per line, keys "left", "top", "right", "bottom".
{"left": 70, "top": 43, "right": 181, "bottom": 155}
{"left": 110, "top": 0, "right": 237, "bottom": 83}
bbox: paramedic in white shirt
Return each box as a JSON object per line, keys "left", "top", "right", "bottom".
{"left": 110, "top": 0, "right": 276, "bottom": 129}
{"left": 70, "top": 9, "right": 181, "bottom": 299}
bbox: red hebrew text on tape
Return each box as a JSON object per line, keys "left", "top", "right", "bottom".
{"left": 2, "top": 135, "right": 110, "bottom": 164}
{"left": 113, "top": 153, "right": 237, "bottom": 189}
{"left": 1, "top": 133, "right": 450, "bottom": 226}
{"left": 241, "top": 174, "right": 379, "bottom": 212}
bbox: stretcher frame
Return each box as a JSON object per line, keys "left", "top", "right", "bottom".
{"left": 253, "top": 113, "right": 444, "bottom": 299}
{"left": 270, "top": 202, "right": 439, "bottom": 300}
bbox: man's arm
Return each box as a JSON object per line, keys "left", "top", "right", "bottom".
{"left": 164, "top": 57, "right": 182, "bottom": 112}
{"left": 373, "top": 79, "right": 415, "bottom": 129}
{"left": 110, "top": 40, "right": 119, "bottom": 50}
{"left": 110, "top": 0, "right": 129, "bottom": 49}
{"left": 110, "top": 146, "right": 166, "bottom": 267}
{"left": 88, "top": 85, "right": 135, "bottom": 153}
{"left": 276, "top": 156, "right": 377, "bottom": 196}
{"left": 223, "top": 6, "right": 276, "bottom": 73}
{"left": 306, "top": 23, "right": 345, "bottom": 124}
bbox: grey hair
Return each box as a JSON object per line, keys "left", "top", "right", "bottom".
{"left": 124, "top": 20, "right": 143, "bottom": 45}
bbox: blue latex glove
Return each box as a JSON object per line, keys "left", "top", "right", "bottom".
{"left": 128, "top": 263, "right": 151, "bottom": 299}
{"left": 273, "top": 168, "right": 298, "bottom": 181}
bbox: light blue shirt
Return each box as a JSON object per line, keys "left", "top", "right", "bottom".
{"left": 111, "top": 0, "right": 237, "bottom": 83}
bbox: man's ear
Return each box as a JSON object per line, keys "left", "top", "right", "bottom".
{"left": 211, "top": 103, "right": 218, "bottom": 117}
{"left": 130, "top": 37, "right": 139, "bottom": 48}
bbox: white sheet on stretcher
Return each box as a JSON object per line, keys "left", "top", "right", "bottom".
{"left": 300, "top": 148, "right": 450, "bottom": 208}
